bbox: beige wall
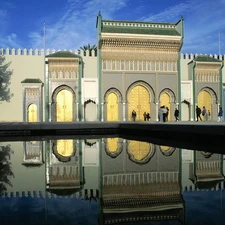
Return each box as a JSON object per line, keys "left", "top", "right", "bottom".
{"left": 2, "top": 53, "right": 45, "bottom": 121}
{"left": 81, "top": 50, "right": 97, "bottom": 78}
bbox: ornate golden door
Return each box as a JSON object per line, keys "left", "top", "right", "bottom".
{"left": 129, "top": 140, "right": 150, "bottom": 161}
{"left": 107, "top": 92, "right": 118, "bottom": 121}
{"left": 28, "top": 104, "right": 38, "bottom": 122}
{"left": 160, "top": 92, "right": 171, "bottom": 121}
{"left": 56, "top": 90, "right": 73, "bottom": 122}
{"left": 128, "top": 85, "right": 150, "bottom": 121}
{"left": 198, "top": 90, "right": 212, "bottom": 117}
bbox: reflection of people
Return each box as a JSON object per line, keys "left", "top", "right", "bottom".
{"left": 132, "top": 110, "right": 137, "bottom": 121}
{"left": 218, "top": 106, "right": 223, "bottom": 122}
{"left": 174, "top": 108, "right": 179, "bottom": 121}
{"left": 196, "top": 106, "right": 202, "bottom": 121}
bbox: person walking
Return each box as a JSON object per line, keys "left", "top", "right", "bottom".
{"left": 143, "top": 112, "right": 147, "bottom": 121}
{"left": 196, "top": 105, "right": 202, "bottom": 121}
{"left": 202, "top": 106, "right": 207, "bottom": 121}
{"left": 218, "top": 106, "right": 223, "bottom": 122}
{"left": 132, "top": 110, "right": 137, "bottom": 121}
{"left": 174, "top": 108, "right": 179, "bottom": 121}
{"left": 146, "top": 113, "right": 151, "bottom": 121}
{"left": 207, "top": 110, "right": 211, "bottom": 121}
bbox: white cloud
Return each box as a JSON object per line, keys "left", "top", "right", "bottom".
{"left": 28, "top": 0, "right": 128, "bottom": 50}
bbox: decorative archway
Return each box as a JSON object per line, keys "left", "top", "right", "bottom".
{"left": 128, "top": 85, "right": 150, "bottom": 121}
{"left": 27, "top": 104, "right": 38, "bottom": 122}
{"left": 52, "top": 85, "right": 76, "bottom": 122}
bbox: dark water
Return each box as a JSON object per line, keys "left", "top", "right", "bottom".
{"left": 0, "top": 138, "right": 225, "bottom": 225}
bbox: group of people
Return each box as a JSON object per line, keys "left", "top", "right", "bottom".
{"left": 158, "top": 106, "right": 170, "bottom": 122}
{"left": 143, "top": 112, "right": 151, "bottom": 121}
{"left": 196, "top": 105, "right": 223, "bottom": 122}
{"left": 131, "top": 105, "right": 223, "bottom": 122}
{"left": 131, "top": 110, "right": 151, "bottom": 121}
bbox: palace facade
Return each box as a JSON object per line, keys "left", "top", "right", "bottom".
{"left": 0, "top": 13, "right": 224, "bottom": 122}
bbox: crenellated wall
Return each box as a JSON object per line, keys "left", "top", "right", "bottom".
{"left": 0, "top": 48, "right": 225, "bottom": 122}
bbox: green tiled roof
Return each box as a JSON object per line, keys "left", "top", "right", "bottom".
{"left": 46, "top": 51, "right": 80, "bottom": 58}
{"left": 194, "top": 55, "right": 222, "bottom": 62}
{"left": 101, "top": 20, "right": 181, "bottom": 36}
{"left": 21, "top": 78, "right": 42, "bottom": 83}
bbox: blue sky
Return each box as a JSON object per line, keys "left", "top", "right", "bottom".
{"left": 0, "top": 0, "right": 225, "bottom": 54}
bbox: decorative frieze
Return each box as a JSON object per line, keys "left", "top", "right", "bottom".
{"left": 102, "top": 59, "right": 177, "bottom": 72}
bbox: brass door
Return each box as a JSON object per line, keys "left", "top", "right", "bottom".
{"left": 56, "top": 90, "right": 73, "bottom": 122}
{"left": 160, "top": 92, "right": 171, "bottom": 121}
{"left": 129, "top": 140, "right": 150, "bottom": 161}
{"left": 198, "top": 90, "right": 212, "bottom": 117}
{"left": 28, "top": 104, "right": 38, "bottom": 122}
{"left": 128, "top": 85, "right": 150, "bottom": 121}
{"left": 107, "top": 93, "right": 118, "bottom": 121}
{"left": 56, "top": 140, "right": 73, "bottom": 157}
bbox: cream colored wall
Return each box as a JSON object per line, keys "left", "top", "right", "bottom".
{"left": 180, "top": 53, "right": 191, "bottom": 81}
{"left": 1, "top": 52, "right": 45, "bottom": 121}
{"left": 81, "top": 50, "right": 97, "bottom": 78}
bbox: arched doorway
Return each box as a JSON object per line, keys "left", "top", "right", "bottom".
{"left": 197, "top": 90, "right": 212, "bottom": 119}
{"left": 128, "top": 85, "right": 150, "bottom": 121}
{"left": 28, "top": 104, "right": 38, "bottom": 122}
{"left": 160, "top": 92, "right": 171, "bottom": 121}
{"left": 107, "top": 92, "right": 118, "bottom": 121}
{"left": 56, "top": 90, "right": 73, "bottom": 122}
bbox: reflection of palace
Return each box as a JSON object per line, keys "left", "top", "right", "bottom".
{"left": 189, "top": 151, "right": 224, "bottom": 190}
{"left": 100, "top": 139, "right": 185, "bottom": 224}
{"left": 0, "top": 139, "right": 225, "bottom": 224}
{"left": 1, "top": 13, "right": 225, "bottom": 122}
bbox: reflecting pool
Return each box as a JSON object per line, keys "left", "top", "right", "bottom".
{"left": 0, "top": 138, "right": 225, "bottom": 225}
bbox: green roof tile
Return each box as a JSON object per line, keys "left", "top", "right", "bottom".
{"left": 194, "top": 55, "right": 222, "bottom": 62}
{"left": 101, "top": 20, "right": 181, "bottom": 36}
{"left": 21, "top": 78, "right": 42, "bottom": 83}
{"left": 46, "top": 51, "right": 80, "bottom": 58}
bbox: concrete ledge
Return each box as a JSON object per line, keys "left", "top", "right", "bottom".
{"left": 0, "top": 122, "right": 224, "bottom": 153}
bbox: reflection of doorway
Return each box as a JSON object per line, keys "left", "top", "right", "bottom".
{"left": 128, "top": 85, "right": 150, "bottom": 121}
{"left": 107, "top": 93, "right": 118, "bottom": 121}
{"left": 28, "top": 104, "right": 38, "bottom": 122}
{"left": 107, "top": 138, "right": 118, "bottom": 153}
{"left": 198, "top": 90, "right": 212, "bottom": 118}
{"left": 160, "top": 92, "right": 170, "bottom": 121}
{"left": 56, "top": 140, "right": 73, "bottom": 157}
{"left": 56, "top": 90, "right": 73, "bottom": 121}
{"left": 128, "top": 140, "right": 150, "bottom": 161}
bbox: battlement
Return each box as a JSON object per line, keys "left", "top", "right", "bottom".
{"left": 0, "top": 48, "right": 97, "bottom": 57}
{"left": 180, "top": 53, "right": 225, "bottom": 61}
{"left": 1, "top": 48, "right": 224, "bottom": 61}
